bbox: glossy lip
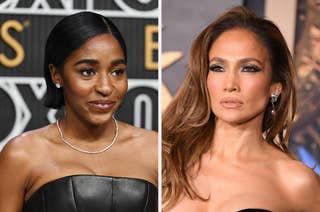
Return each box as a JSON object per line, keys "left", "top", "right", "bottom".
{"left": 220, "top": 97, "right": 243, "bottom": 109}
{"left": 88, "top": 100, "right": 116, "bottom": 112}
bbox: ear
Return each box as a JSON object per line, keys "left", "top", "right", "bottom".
{"left": 49, "top": 64, "right": 63, "bottom": 87}
{"left": 270, "top": 82, "right": 282, "bottom": 96}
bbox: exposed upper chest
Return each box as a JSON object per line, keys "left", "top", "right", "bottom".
{"left": 170, "top": 178, "right": 293, "bottom": 212}
{"left": 177, "top": 161, "right": 293, "bottom": 211}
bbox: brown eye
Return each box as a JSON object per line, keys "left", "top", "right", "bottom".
{"left": 81, "top": 69, "right": 95, "bottom": 77}
{"left": 209, "top": 65, "right": 224, "bottom": 72}
{"left": 242, "top": 65, "right": 261, "bottom": 72}
{"left": 111, "top": 69, "right": 125, "bottom": 77}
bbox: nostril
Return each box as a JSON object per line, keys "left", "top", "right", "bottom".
{"left": 224, "top": 84, "right": 239, "bottom": 92}
{"left": 224, "top": 77, "right": 239, "bottom": 92}
{"left": 95, "top": 78, "right": 112, "bottom": 96}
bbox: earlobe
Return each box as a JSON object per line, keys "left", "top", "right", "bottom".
{"left": 49, "top": 64, "right": 63, "bottom": 88}
{"left": 270, "top": 82, "right": 282, "bottom": 96}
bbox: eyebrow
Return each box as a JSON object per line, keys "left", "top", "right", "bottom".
{"left": 73, "top": 59, "right": 98, "bottom": 66}
{"left": 209, "top": 57, "right": 263, "bottom": 66}
{"left": 73, "top": 58, "right": 126, "bottom": 67}
{"left": 111, "top": 59, "right": 126, "bottom": 66}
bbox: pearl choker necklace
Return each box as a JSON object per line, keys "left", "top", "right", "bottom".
{"left": 56, "top": 117, "right": 119, "bottom": 154}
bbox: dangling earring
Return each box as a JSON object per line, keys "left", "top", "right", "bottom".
{"left": 55, "top": 83, "right": 61, "bottom": 88}
{"left": 270, "top": 93, "right": 279, "bottom": 115}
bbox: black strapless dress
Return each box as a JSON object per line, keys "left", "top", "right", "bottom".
{"left": 22, "top": 175, "right": 157, "bottom": 212}
{"left": 238, "top": 209, "right": 271, "bottom": 212}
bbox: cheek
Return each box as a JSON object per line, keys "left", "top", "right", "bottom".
{"left": 64, "top": 78, "right": 90, "bottom": 98}
{"left": 242, "top": 77, "right": 272, "bottom": 115}
{"left": 243, "top": 78, "right": 270, "bottom": 100}
{"left": 114, "top": 79, "right": 128, "bottom": 97}
{"left": 207, "top": 73, "right": 222, "bottom": 101}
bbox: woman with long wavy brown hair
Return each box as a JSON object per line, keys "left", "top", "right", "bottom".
{"left": 162, "top": 6, "right": 320, "bottom": 211}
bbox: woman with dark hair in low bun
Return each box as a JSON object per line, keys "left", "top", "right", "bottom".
{"left": 162, "top": 6, "right": 319, "bottom": 211}
{"left": 0, "top": 11, "right": 157, "bottom": 212}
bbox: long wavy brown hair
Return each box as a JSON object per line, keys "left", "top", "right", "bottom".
{"left": 162, "top": 6, "right": 296, "bottom": 210}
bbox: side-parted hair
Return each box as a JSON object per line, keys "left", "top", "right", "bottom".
{"left": 162, "top": 6, "right": 296, "bottom": 209}
{"left": 44, "top": 11, "right": 127, "bottom": 109}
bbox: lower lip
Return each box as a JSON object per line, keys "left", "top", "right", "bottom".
{"left": 220, "top": 102, "right": 243, "bottom": 109}
{"left": 88, "top": 102, "right": 115, "bottom": 112}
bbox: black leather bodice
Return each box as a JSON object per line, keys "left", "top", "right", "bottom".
{"left": 22, "top": 175, "right": 157, "bottom": 212}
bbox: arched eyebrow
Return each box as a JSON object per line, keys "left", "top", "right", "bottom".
{"left": 111, "top": 59, "right": 126, "bottom": 66}
{"left": 239, "top": 58, "right": 263, "bottom": 66}
{"left": 73, "top": 58, "right": 126, "bottom": 67}
{"left": 73, "top": 59, "right": 98, "bottom": 66}
{"left": 209, "top": 57, "right": 224, "bottom": 63}
{"left": 209, "top": 57, "right": 263, "bottom": 65}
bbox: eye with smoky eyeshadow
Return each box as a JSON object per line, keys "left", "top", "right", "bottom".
{"left": 240, "top": 64, "right": 262, "bottom": 72}
{"left": 209, "top": 64, "right": 224, "bottom": 72}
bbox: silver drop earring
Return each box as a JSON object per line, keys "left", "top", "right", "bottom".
{"left": 55, "top": 83, "right": 61, "bottom": 88}
{"left": 270, "top": 93, "right": 279, "bottom": 115}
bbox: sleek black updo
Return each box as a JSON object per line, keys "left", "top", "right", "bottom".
{"left": 44, "top": 11, "right": 127, "bottom": 109}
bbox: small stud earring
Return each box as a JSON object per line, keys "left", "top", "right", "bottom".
{"left": 270, "top": 93, "right": 279, "bottom": 115}
{"left": 55, "top": 83, "right": 61, "bottom": 88}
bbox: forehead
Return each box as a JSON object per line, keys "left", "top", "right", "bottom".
{"left": 67, "top": 34, "right": 125, "bottom": 61}
{"left": 208, "top": 28, "right": 270, "bottom": 63}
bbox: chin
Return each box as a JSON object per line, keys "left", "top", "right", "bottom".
{"left": 216, "top": 117, "right": 246, "bottom": 126}
{"left": 87, "top": 113, "right": 115, "bottom": 126}
{"left": 215, "top": 111, "right": 265, "bottom": 126}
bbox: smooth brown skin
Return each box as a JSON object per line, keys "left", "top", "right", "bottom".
{"left": 0, "top": 34, "right": 158, "bottom": 212}
{"left": 168, "top": 29, "right": 320, "bottom": 211}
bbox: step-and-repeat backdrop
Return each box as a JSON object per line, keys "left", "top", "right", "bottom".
{"left": 0, "top": 0, "right": 158, "bottom": 151}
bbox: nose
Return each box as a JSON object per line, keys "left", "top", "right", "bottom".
{"left": 95, "top": 75, "right": 113, "bottom": 96}
{"left": 224, "top": 70, "right": 240, "bottom": 92}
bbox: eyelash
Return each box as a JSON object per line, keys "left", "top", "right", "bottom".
{"left": 111, "top": 69, "right": 125, "bottom": 77}
{"left": 209, "top": 65, "right": 224, "bottom": 72}
{"left": 241, "top": 65, "right": 261, "bottom": 72}
{"left": 80, "top": 69, "right": 95, "bottom": 77}
{"left": 208, "top": 65, "right": 261, "bottom": 72}
{"left": 79, "top": 68, "right": 126, "bottom": 78}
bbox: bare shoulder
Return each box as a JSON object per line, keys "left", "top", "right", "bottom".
{"left": 117, "top": 121, "right": 158, "bottom": 160}
{"left": 0, "top": 124, "right": 55, "bottom": 166}
{"left": 117, "top": 122, "right": 158, "bottom": 183}
{"left": 0, "top": 125, "right": 57, "bottom": 211}
{"left": 276, "top": 158, "right": 320, "bottom": 209}
{"left": 0, "top": 136, "right": 30, "bottom": 169}
{"left": 118, "top": 121, "right": 158, "bottom": 146}
{"left": 277, "top": 159, "right": 319, "bottom": 188}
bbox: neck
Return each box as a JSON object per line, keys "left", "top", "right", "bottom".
{"left": 210, "top": 117, "right": 266, "bottom": 161}
{"left": 59, "top": 112, "right": 116, "bottom": 144}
